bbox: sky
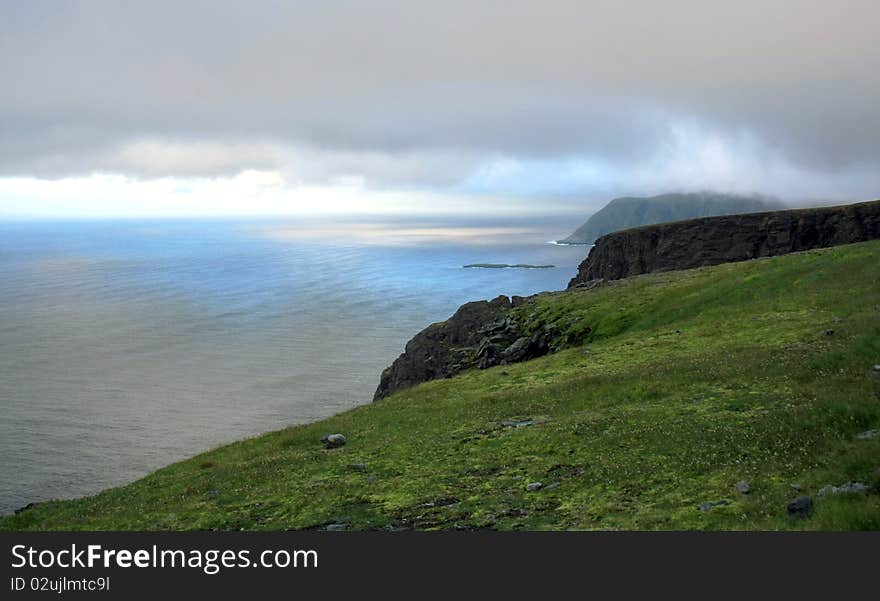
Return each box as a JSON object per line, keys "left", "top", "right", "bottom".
{"left": 1, "top": 1, "right": 878, "bottom": 218}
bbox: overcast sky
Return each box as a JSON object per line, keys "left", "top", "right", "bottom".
{"left": 1, "top": 1, "right": 878, "bottom": 217}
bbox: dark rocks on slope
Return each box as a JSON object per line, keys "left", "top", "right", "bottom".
{"left": 373, "top": 294, "right": 559, "bottom": 400}
{"left": 321, "top": 433, "right": 347, "bottom": 449}
{"left": 568, "top": 199, "right": 880, "bottom": 288}
{"left": 787, "top": 496, "right": 813, "bottom": 518}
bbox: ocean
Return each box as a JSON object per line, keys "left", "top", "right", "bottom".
{"left": 0, "top": 214, "right": 588, "bottom": 514}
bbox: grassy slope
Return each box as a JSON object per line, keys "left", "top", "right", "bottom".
{"left": 3, "top": 241, "right": 880, "bottom": 531}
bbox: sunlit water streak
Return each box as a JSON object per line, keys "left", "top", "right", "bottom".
{"left": 0, "top": 215, "right": 587, "bottom": 513}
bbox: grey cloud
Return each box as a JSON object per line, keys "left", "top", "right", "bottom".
{"left": 1, "top": 1, "right": 878, "bottom": 202}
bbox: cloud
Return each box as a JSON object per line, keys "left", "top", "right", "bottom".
{"left": 0, "top": 1, "right": 878, "bottom": 212}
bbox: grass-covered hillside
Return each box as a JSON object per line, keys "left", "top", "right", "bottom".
{"left": 4, "top": 241, "right": 880, "bottom": 531}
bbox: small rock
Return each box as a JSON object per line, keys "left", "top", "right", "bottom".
{"left": 698, "top": 502, "right": 713, "bottom": 512}
{"left": 787, "top": 496, "right": 813, "bottom": 518}
{"left": 839, "top": 482, "right": 867, "bottom": 494}
{"left": 324, "top": 523, "right": 348, "bottom": 531}
{"left": 790, "top": 483, "right": 803, "bottom": 491}
{"left": 14, "top": 502, "right": 39, "bottom": 515}
{"left": 697, "top": 499, "right": 730, "bottom": 511}
{"left": 818, "top": 482, "right": 868, "bottom": 497}
{"left": 321, "top": 433, "right": 347, "bottom": 449}
{"left": 855, "top": 429, "right": 880, "bottom": 440}
{"left": 206, "top": 490, "right": 220, "bottom": 497}
{"left": 498, "top": 419, "right": 543, "bottom": 428}
{"left": 575, "top": 278, "right": 605, "bottom": 290}
{"left": 675, "top": 329, "right": 682, "bottom": 334}
{"left": 832, "top": 316, "right": 842, "bottom": 323}
{"left": 525, "top": 482, "right": 544, "bottom": 492}
{"left": 822, "top": 329, "right": 834, "bottom": 336}
{"left": 735, "top": 480, "right": 750, "bottom": 495}
{"left": 347, "top": 463, "right": 367, "bottom": 471}
{"left": 873, "top": 364, "right": 880, "bottom": 372}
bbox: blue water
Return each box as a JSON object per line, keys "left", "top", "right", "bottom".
{"left": 0, "top": 215, "right": 587, "bottom": 513}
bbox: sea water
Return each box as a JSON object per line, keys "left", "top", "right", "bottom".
{"left": 0, "top": 214, "right": 588, "bottom": 513}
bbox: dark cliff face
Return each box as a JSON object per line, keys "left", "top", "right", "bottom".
{"left": 568, "top": 200, "right": 880, "bottom": 288}
{"left": 373, "top": 294, "right": 558, "bottom": 400}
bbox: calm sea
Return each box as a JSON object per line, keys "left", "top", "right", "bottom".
{"left": 0, "top": 214, "right": 587, "bottom": 514}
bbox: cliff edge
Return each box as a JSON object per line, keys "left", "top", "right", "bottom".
{"left": 568, "top": 199, "right": 880, "bottom": 288}
{"left": 373, "top": 294, "right": 562, "bottom": 400}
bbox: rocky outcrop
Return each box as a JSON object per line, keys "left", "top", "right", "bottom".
{"left": 568, "top": 199, "right": 880, "bottom": 288}
{"left": 373, "top": 294, "right": 557, "bottom": 400}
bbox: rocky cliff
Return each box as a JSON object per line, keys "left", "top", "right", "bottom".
{"left": 568, "top": 199, "right": 880, "bottom": 288}
{"left": 373, "top": 294, "right": 570, "bottom": 400}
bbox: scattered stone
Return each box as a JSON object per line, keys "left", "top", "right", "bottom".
{"left": 525, "top": 482, "right": 544, "bottom": 492}
{"left": 14, "top": 502, "right": 39, "bottom": 515}
{"left": 787, "top": 496, "right": 813, "bottom": 518}
{"left": 324, "top": 523, "right": 348, "bottom": 531}
{"left": 822, "top": 329, "right": 835, "bottom": 336}
{"left": 347, "top": 463, "right": 367, "bottom": 471}
{"left": 832, "top": 316, "right": 843, "bottom": 323}
{"left": 206, "top": 490, "right": 220, "bottom": 497}
{"left": 818, "top": 482, "right": 868, "bottom": 497}
{"left": 855, "top": 429, "right": 880, "bottom": 440}
{"left": 735, "top": 480, "right": 750, "bottom": 495}
{"left": 382, "top": 520, "right": 411, "bottom": 532}
{"left": 498, "top": 419, "right": 544, "bottom": 428}
{"left": 790, "top": 483, "right": 803, "bottom": 491}
{"left": 675, "top": 329, "right": 682, "bottom": 334}
{"left": 545, "top": 482, "right": 561, "bottom": 490}
{"left": 500, "top": 370, "right": 509, "bottom": 376}
{"left": 873, "top": 364, "right": 880, "bottom": 372}
{"left": 420, "top": 497, "right": 459, "bottom": 508}
{"left": 698, "top": 499, "right": 731, "bottom": 511}
{"left": 574, "top": 278, "right": 605, "bottom": 290}
{"left": 321, "top": 433, "right": 347, "bottom": 449}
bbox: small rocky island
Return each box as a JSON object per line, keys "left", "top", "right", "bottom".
{"left": 463, "top": 263, "right": 555, "bottom": 269}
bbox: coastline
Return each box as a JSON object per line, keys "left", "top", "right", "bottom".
{"left": 4, "top": 238, "right": 879, "bottom": 530}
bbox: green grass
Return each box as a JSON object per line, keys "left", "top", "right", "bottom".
{"left": 4, "top": 242, "right": 880, "bottom": 531}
